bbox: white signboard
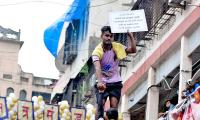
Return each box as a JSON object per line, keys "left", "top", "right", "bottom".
{"left": 109, "top": 9, "right": 148, "bottom": 33}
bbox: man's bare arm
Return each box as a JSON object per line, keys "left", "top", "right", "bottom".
{"left": 93, "top": 60, "right": 106, "bottom": 91}
{"left": 125, "top": 32, "right": 137, "bottom": 54}
{"left": 93, "top": 60, "right": 103, "bottom": 83}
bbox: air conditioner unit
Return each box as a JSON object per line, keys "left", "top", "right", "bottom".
{"left": 168, "top": 0, "right": 188, "bottom": 9}
{"left": 169, "top": 0, "right": 191, "bottom": 4}
{"left": 185, "top": 0, "right": 192, "bottom": 3}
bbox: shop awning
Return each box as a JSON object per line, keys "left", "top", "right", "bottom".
{"left": 51, "top": 57, "right": 92, "bottom": 100}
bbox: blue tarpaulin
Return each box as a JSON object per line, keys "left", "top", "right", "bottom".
{"left": 44, "top": 0, "right": 89, "bottom": 57}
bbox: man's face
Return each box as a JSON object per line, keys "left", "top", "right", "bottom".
{"left": 101, "top": 31, "right": 113, "bottom": 45}
{"left": 166, "top": 101, "right": 171, "bottom": 108}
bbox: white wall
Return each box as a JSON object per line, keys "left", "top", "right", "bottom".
{"left": 127, "top": 79, "right": 147, "bottom": 109}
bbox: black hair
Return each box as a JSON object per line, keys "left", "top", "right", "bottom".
{"left": 164, "top": 99, "right": 171, "bottom": 104}
{"left": 106, "top": 108, "right": 118, "bottom": 120}
{"left": 101, "top": 26, "right": 112, "bottom": 34}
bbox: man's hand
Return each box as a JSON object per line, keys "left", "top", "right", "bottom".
{"left": 127, "top": 32, "right": 134, "bottom": 38}
{"left": 97, "top": 82, "right": 106, "bottom": 92}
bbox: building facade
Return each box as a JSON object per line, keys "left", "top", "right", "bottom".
{"left": 0, "top": 26, "right": 57, "bottom": 103}
{"left": 119, "top": 0, "right": 200, "bottom": 120}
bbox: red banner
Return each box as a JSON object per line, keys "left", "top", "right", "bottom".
{"left": 71, "top": 107, "right": 86, "bottom": 120}
{"left": 17, "top": 100, "right": 34, "bottom": 120}
{"left": 44, "top": 104, "right": 59, "bottom": 120}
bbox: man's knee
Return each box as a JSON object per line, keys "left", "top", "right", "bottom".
{"left": 110, "top": 97, "right": 119, "bottom": 107}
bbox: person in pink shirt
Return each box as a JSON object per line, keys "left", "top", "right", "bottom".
{"left": 92, "top": 26, "right": 136, "bottom": 119}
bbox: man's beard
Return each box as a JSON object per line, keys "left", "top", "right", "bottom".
{"left": 104, "top": 40, "right": 111, "bottom": 45}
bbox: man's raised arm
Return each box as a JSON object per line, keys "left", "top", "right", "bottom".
{"left": 125, "top": 32, "right": 137, "bottom": 54}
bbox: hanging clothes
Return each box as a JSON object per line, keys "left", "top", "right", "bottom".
{"left": 182, "top": 105, "right": 194, "bottom": 120}
{"left": 190, "top": 102, "right": 200, "bottom": 120}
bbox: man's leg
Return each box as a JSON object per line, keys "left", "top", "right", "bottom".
{"left": 108, "top": 82, "right": 122, "bottom": 120}
{"left": 107, "top": 97, "right": 119, "bottom": 120}
{"left": 110, "top": 96, "right": 119, "bottom": 108}
{"left": 95, "top": 82, "right": 108, "bottom": 119}
{"left": 108, "top": 81, "right": 122, "bottom": 108}
{"left": 106, "top": 107, "right": 119, "bottom": 120}
{"left": 97, "top": 92, "right": 106, "bottom": 119}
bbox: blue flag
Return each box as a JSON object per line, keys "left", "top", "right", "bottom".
{"left": 44, "top": 0, "right": 89, "bottom": 57}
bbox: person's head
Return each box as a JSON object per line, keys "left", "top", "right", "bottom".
{"left": 165, "top": 99, "right": 171, "bottom": 108}
{"left": 192, "top": 83, "right": 200, "bottom": 103}
{"left": 106, "top": 108, "right": 118, "bottom": 120}
{"left": 101, "top": 26, "right": 113, "bottom": 45}
{"left": 193, "top": 90, "right": 200, "bottom": 103}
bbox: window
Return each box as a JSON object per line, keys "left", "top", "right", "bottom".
{"left": 63, "top": 20, "right": 80, "bottom": 65}
{"left": 21, "top": 77, "right": 29, "bottom": 83}
{"left": 19, "top": 90, "right": 27, "bottom": 100}
{"left": 3, "top": 74, "right": 12, "bottom": 79}
{"left": 62, "top": 2, "right": 90, "bottom": 65}
{"left": 132, "top": 0, "right": 170, "bottom": 42}
{"left": 6, "top": 87, "right": 14, "bottom": 96}
{"left": 114, "top": 33, "right": 128, "bottom": 46}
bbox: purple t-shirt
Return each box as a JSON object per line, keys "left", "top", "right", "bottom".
{"left": 92, "top": 49, "right": 122, "bottom": 83}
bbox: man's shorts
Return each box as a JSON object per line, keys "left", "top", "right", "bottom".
{"left": 95, "top": 81, "right": 123, "bottom": 103}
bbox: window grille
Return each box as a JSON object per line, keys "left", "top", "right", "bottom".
{"left": 63, "top": 20, "right": 79, "bottom": 65}
{"left": 19, "top": 90, "right": 27, "bottom": 100}
{"left": 6, "top": 87, "right": 14, "bottom": 96}
{"left": 132, "top": 0, "right": 170, "bottom": 43}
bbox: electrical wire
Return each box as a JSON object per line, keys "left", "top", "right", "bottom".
{"left": 0, "top": 0, "right": 119, "bottom": 8}
{"left": 163, "top": 77, "right": 172, "bottom": 90}
{"left": 0, "top": 0, "right": 119, "bottom": 29}
{"left": 90, "top": 0, "right": 119, "bottom": 8}
{"left": 131, "top": 104, "right": 146, "bottom": 112}
{"left": 0, "top": 0, "right": 70, "bottom": 7}
{"left": 169, "top": 58, "right": 200, "bottom": 88}
{"left": 0, "top": 0, "right": 115, "bottom": 27}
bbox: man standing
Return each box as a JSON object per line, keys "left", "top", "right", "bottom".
{"left": 92, "top": 26, "right": 137, "bottom": 119}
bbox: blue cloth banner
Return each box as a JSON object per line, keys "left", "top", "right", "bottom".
{"left": 44, "top": 0, "right": 89, "bottom": 57}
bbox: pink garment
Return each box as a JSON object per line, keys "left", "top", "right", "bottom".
{"left": 182, "top": 105, "right": 194, "bottom": 120}
{"left": 92, "top": 49, "right": 121, "bottom": 83}
{"left": 190, "top": 102, "right": 200, "bottom": 120}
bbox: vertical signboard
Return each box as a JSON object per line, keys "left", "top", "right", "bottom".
{"left": 71, "top": 107, "right": 86, "bottom": 120}
{"left": 0, "top": 97, "right": 8, "bottom": 119}
{"left": 18, "top": 100, "right": 34, "bottom": 120}
{"left": 44, "top": 104, "right": 59, "bottom": 120}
